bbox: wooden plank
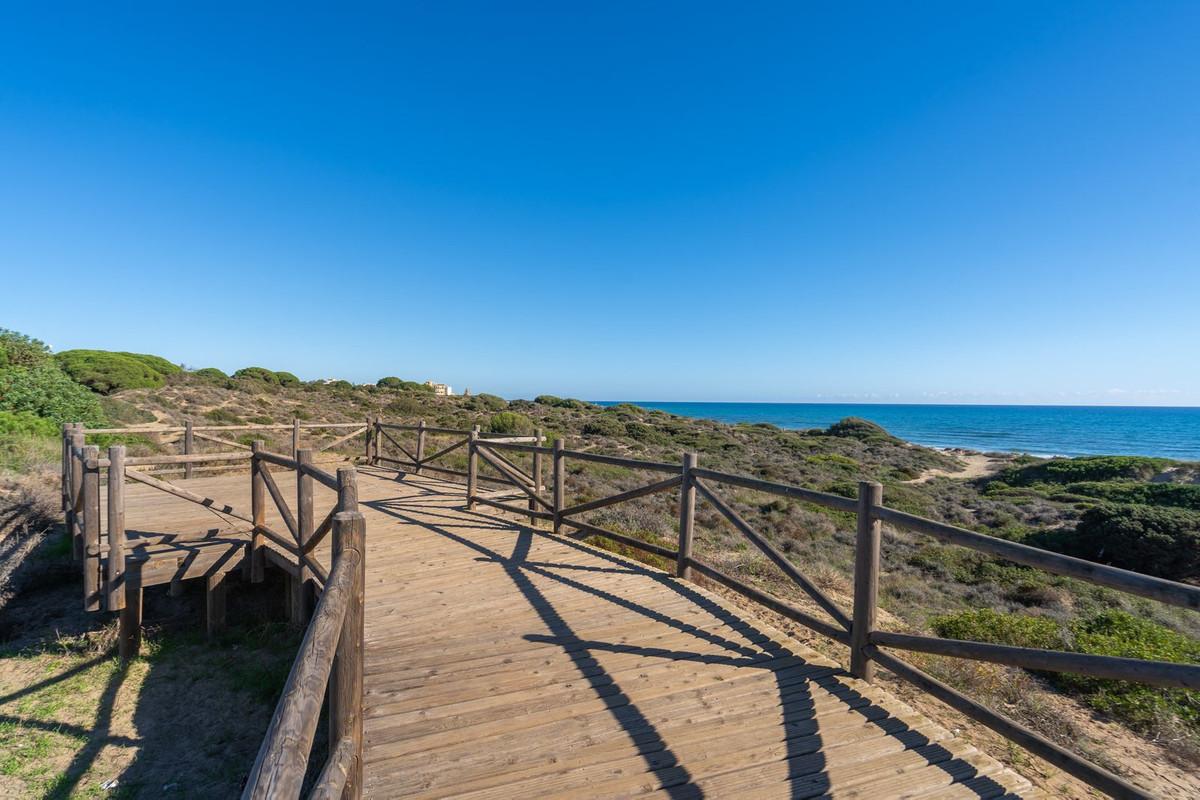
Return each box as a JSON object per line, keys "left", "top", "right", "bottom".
{"left": 106, "top": 446, "right": 126, "bottom": 611}
{"left": 851, "top": 480, "right": 882, "bottom": 681}
{"left": 193, "top": 430, "right": 253, "bottom": 451}
{"left": 561, "top": 448, "right": 681, "bottom": 474}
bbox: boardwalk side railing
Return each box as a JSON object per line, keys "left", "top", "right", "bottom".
{"left": 371, "top": 420, "right": 1199, "bottom": 800}
{"left": 242, "top": 510, "right": 365, "bottom": 800}
{"left": 61, "top": 422, "right": 368, "bottom": 797}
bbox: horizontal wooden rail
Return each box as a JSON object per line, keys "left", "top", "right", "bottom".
{"left": 560, "top": 448, "right": 681, "bottom": 474}
{"left": 874, "top": 506, "right": 1200, "bottom": 611}
{"left": 691, "top": 467, "right": 859, "bottom": 513}
{"left": 192, "top": 431, "right": 253, "bottom": 451}
{"left": 84, "top": 421, "right": 367, "bottom": 435}
{"left": 870, "top": 631, "right": 1200, "bottom": 690}
{"left": 124, "top": 468, "right": 253, "bottom": 525}
{"left": 558, "top": 474, "right": 682, "bottom": 518}
{"left": 867, "top": 647, "right": 1149, "bottom": 800}
{"left": 309, "top": 734, "right": 355, "bottom": 800}
{"left": 477, "top": 440, "right": 550, "bottom": 455}
{"left": 300, "top": 462, "right": 340, "bottom": 491}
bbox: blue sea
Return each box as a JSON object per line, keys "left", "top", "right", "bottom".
{"left": 594, "top": 402, "right": 1200, "bottom": 461}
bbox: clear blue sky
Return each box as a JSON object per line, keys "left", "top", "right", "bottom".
{"left": 2, "top": 3, "right": 1197, "bottom": 404}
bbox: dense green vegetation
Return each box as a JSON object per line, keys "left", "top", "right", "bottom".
{"left": 999, "top": 455, "right": 1172, "bottom": 486}
{"left": 933, "top": 608, "right": 1200, "bottom": 736}
{"left": 56, "top": 349, "right": 168, "bottom": 393}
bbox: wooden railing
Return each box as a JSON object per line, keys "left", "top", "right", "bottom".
{"left": 242, "top": 510, "right": 365, "bottom": 800}
{"left": 371, "top": 422, "right": 1199, "bottom": 800}
{"left": 60, "top": 422, "right": 365, "bottom": 635}
{"left": 61, "top": 421, "right": 367, "bottom": 799}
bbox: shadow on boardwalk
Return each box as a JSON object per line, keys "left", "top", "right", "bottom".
{"left": 365, "top": 474, "right": 1021, "bottom": 799}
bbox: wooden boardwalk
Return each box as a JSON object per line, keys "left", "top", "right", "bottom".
{"left": 118, "top": 466, "right": 1039, "bottom": 798}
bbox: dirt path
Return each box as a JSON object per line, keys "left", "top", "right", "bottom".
{"left": 908, "top": 450, "right": 1006, "bottom": 483}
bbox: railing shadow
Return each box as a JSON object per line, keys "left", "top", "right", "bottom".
{"left": 363, "top": 477, "right": 1027, "bottom": 798}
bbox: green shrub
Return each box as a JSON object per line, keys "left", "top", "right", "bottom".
{"left": 822, "top": 417, "right": 900, "bottom": 444}
{"left": 193, "top": 367, "right": 229, "bottom": 381}
{"left": 930, "top": 608, "right": 1066, "bottom": 650}
{"left": 55, "top": 350, "right": 166, "bottom": 394}
{"left": 1066, "top": 481, "right": 1200, "bottom": 511}
{"left": 0, "top": 328, "right": 52, "bottom": 369}
{"left": 377, "top": 376, "right": 403, "bottom": 388}
{"left": 1058, "top": 610, "right": 1200, "bottom": 732}
{"left": 204, "top": 408, "right": 243, "bottom": 424}
{"left": 535, "top": 394, "right": 592, "bottom": 409}
{"left": 581, "top": 416, "right": 625, "bottom": 437}
{"left": 931, "top": 608, "right": 1200, "bottom": 736}
{"left": 624, "top": 422, "right": 667, "bottom": 444}
{"left": 0, "top": 365, "right": 105, "bottom": 425}
{"left": 0, "top": 410, "right": 60, "bottom": 437}
{"left": 119, "top": 352, "right": 181, "bottom": 375}
{"left": 1066, "top": 503, "right": 1200, "bottom": 581}
{"left": 488, "top": 411, "right": 532, "bottom": 435}
{"left": 274, "top": 371, "right": 301, "bottom": 387}
{"left": 999, "top": 456, "right": 1171, "bottom": 486}
{"left": 475, "top": 393, "right": 508, "bottom": 412}
{"left": 233, "top": 367, "right": 280, "bottom": 384}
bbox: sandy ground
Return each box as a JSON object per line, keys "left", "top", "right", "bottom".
{"left": 908, "top": 449, "right": 1008, "bottom": 483}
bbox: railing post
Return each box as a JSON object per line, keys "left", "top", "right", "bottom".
{"left": 529, "top": 428, "right": 544, "bottom": 525}
{"left": 295, "top": 448, "right": 315, "bottom": 625}
{"left": 249, "top": 441, "right": 266, "bottom": 583}
{"left": 337, "top": 466, "right": 359, "bottom": 513}
{"left": 292, "top": 417, "right": 301, "bottom": 459}
{"left": 60, "top": 423, "right": 72, "bottom": 515}
{"left": 415, "top": 420, "right": 426, "bottom": 475}
{"left": 676, "top": 452, "right": 697, "bottom": 580}
{"left": 851, "top": 480, "right": 883, "bottom": 682}
{"left": 69, "top": 428, "right": 84, "bottom": 562}
{"left": 330, "top": 510, "right": 365, "bottom": 800}
{"left": 184, "top": 419, "right": 194, "bottom": 480}
{"left": 466, "top": 429, "right": 479, "bottom": 510}
{"left": 552, "top": 438, "right": 565, "bottom": 535}
{"left": 364, "top": 417, "right": 373, "bottom": 464}
{"left": 106, "top": 446, "right": 126, "bottom": 611}
{"left": 372, "top": 415, "right": 381, "bottom": 465}
{"left": 82, "top": 445, "right": 101, "bottom": 612}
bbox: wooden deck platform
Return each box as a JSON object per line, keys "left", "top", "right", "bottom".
{"left": 121, "top": 466, "right": 1041, "bottom": 799}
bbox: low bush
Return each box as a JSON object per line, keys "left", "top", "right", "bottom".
{"left": 999, "top": 456, "right": 1171, "bottom": 486}
{"left": 204, "top": 408, "right": 243, "bottom": 424}
{"left": 234, "top": 367, "right": 280, "bottom": 384}
{"left": 193, "top": 367, "right": 229, "bottom": 381}
{"left": 377, "top": 376, "right": 404, "bottom": 388}
{"left": 582, "top": 416, "right": 625, "bottom": 437}
{"left": 0, "top": 365, "right": 105, "bottom": 425}
{"left": 1065, "top": 503, "right": 1200, "bottom": 581}
{"left": 474, "top": 393, "right": 508, "bottom": 412}
{"left": 624, "top": 422, "right": 667, "bottom": 444}
{"left": 274, "top": 371, "right": 301, "bottom": 387}
{"left": 931, "top": 608, "right": 1066, "bottom": 650}
{"left": 1066, "top": 481, "right": 1200, "bottom": 511}
{"left": 120, "top": 352, "right": 181, "bottom": 375}
{"left": 488, "top": 411, "right": 532, "bottom": 435}
{"left": 933, "top": 608, "right": 1200, "bottom": 736}
{"left": 55, "top": 350, "right": 166, "bottom": 394}
{"left": 0, "top": 410, "right": 60, "bottom": 437}
{"left": 822, "top": 417, "right": 900, "bottom": 444}
{"left": 535, "top": 394, "right": 592, "bottom": 409}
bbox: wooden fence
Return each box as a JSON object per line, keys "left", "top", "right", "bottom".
{"left": 372, "top": 422, "right": 1200, "bottom": 800}
{"left": 61, "top": 421, "right": 367, "bottom": 799}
